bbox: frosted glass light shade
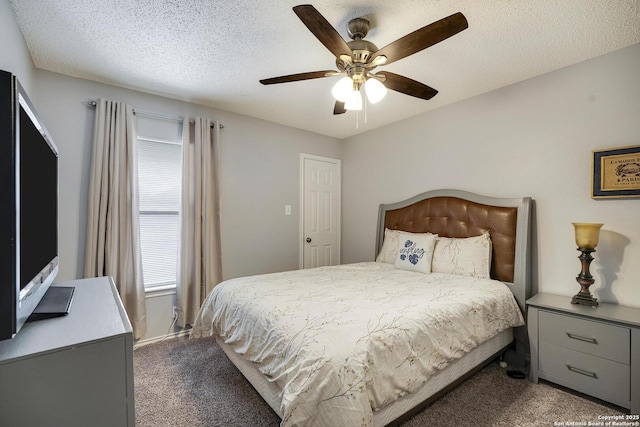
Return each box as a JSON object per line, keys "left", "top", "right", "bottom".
{"left": 331, "top": 77, "right": 353, "bottom": 102}
{"left": 572, "top": 223, "right": 603, "bottom": 249}
{"left": 365, "top": 78, "right": 387, "bottom": 103}
{"left": 344, "top": 90, "right": 362, "bottom": 110}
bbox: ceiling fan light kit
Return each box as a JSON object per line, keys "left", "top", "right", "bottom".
{"left": 331, "top": 77, "right": 384, "bottom": 110}
{"left": 259, "top": 4, "right": 468, "bottom": 115}
{"left": 331, "top": 76, "right": 354, "bottom": 102}
{"left": 344, "top": 90, "right": 363, "bottom": 111}
{"left": 364, "top": 78, "right": 387, "bottom": 104}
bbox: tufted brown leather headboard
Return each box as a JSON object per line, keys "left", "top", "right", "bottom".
{"left": 382, "top": 196, "right": 517, "bottom": 282}
{"left": 376, "top": 189, "right": 532, "bottom": 313}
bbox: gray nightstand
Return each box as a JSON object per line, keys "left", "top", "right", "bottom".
{"left": 527, "top": 293, "right": 639, "bottom": 414}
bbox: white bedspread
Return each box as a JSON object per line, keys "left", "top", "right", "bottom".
{"left": 191, "top": 262, "right": 524, "bottom": 427}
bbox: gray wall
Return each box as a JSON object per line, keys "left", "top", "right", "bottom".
{"left": 341, "top": 43, "right": 640, "bottom": 308}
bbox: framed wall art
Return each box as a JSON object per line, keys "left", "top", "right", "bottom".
{"left": 592, "top": 145, "right": 640, "bottom": 199}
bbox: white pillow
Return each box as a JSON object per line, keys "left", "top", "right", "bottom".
{"left": 376, "top": 229, "right": 408, "bottom": 263}
{"left": 431, "top": 233, "right": 492, "bottom": 278}
{"left": 394, "top": 232, "right": 437, "bottom": 274}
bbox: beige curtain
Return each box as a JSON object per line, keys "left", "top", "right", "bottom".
{"left": 84, "top": 98, "right": 146, "bottom": 339}
{"left": 176, "top": 118, "right": 222, "bottom": 328}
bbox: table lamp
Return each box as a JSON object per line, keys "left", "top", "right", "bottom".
{"left": 571, "top": 223, "right": 603, "bottom": 307}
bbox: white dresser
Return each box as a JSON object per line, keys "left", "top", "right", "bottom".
{"left": 0, "top": 277, "right": 135, "bottom": 427}
{"left": 527, "top": 293, "right": 639, "bottom": 414}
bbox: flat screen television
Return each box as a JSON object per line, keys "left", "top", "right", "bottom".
{"left": 0, "top": 70, "right": 59, "bottom": 340}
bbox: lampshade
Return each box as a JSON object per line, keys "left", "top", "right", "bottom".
{"left": 364, "top": 78, "right": 387, "bottom": 104}
{"left": 572, "top": 223, "right": 603, "bottom": 249}
{"left": 331, "top": 77, "right": 353, "bottom": 102}
{"left": 344, "top": 90, "right": 363, "bottom": 111}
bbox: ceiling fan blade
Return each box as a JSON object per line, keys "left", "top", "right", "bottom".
{"left": 376, "top": 71, "right": 438, "bottom": 100}
{"left": 333, "top": 101, "right": 346, "bottom": 115}
{"left": 293, "top": 5, "right": 352, "bottom": 58}
{"left": 260, "top": 70, "right": 335, "bottom": 85}
{"left": 370, "top": 12, "right": 468, "bottom": 66}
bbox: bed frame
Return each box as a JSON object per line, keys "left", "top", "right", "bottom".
{"left": 372, "top": 189, "right": 532, "bottom": 425}
{"left": 218, "top": 189, "right": 532, "bottom": 426}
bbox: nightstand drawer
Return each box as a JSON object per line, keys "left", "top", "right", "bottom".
{"left": 539, "top": 310, "right": 630, "bottom": 364}
{"left": 539, "top": 342, "right": 630, "bottom": 403}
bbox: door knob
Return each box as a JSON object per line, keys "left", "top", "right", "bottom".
{"left": 306, "top": 237, "right": 312, "bottom": 243}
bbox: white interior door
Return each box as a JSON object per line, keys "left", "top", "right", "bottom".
{"left": 300, "top": 154, "right": 340, "bottom": 269}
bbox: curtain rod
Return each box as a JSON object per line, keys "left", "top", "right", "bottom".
{"left": 87, "top": 100, "right": 223, "bottom": 129}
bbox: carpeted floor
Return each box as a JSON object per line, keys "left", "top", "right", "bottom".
{"left": 134, "top": 336, "right": 626, "bottom": 427}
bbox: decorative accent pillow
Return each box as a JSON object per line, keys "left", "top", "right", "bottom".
{"left": 376, "top": 229, "right": 435, "bottom": 264}
{"left": 431, "top": 233, "right": 492, "bottom": 278}
{"left": 394, "top": 232, "right": 437, "bottom": 273}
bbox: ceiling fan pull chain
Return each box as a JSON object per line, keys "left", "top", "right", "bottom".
{"left": 364, "top": 92, "right": 368, "bottom": 124}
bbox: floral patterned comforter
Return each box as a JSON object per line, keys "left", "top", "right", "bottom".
{"left": 191, "top": 262, "right": 524, "bottom": 427}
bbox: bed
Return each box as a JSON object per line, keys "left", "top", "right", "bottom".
{"left": 191, "top": 189, "right": 532, "bottom": 426}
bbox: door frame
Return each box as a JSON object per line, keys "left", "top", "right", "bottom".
{"left": 299, "top": 153, "right": 341, "bottom": 269}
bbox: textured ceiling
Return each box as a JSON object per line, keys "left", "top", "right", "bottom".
{"left": 9, "top": 0, "right": 640, "bottom": 139}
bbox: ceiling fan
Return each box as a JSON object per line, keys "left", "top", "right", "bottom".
{"left": 259, "top": 4, "right": 468, "bottom": 115}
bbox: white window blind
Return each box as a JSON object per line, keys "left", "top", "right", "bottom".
{"left": 137, "top": 116, "right": 182, "bottom": 290}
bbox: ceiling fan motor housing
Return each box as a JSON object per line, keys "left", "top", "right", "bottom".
{"left": 348, "top": 39, "right": 378, "bottom": 64}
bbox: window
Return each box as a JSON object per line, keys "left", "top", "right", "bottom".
{"left": 136, "top": 115, "right": 183, "bottom": 291}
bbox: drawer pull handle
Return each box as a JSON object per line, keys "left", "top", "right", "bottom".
{"left": 566, "top": 332, "right": 598, "bottom": 344}
{"left": 566, "top": 364, "right": 598, "bottom": 378}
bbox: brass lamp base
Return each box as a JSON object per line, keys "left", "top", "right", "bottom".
{"left": 571, "top": 292, "right": 599, "bottom": 307}
{"left": 571, "top": 247, "right": 599, "bottom": 308}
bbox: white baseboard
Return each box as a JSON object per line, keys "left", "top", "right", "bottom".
{"left": 133, "top": 328, "right": 191, "bottom": 350}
